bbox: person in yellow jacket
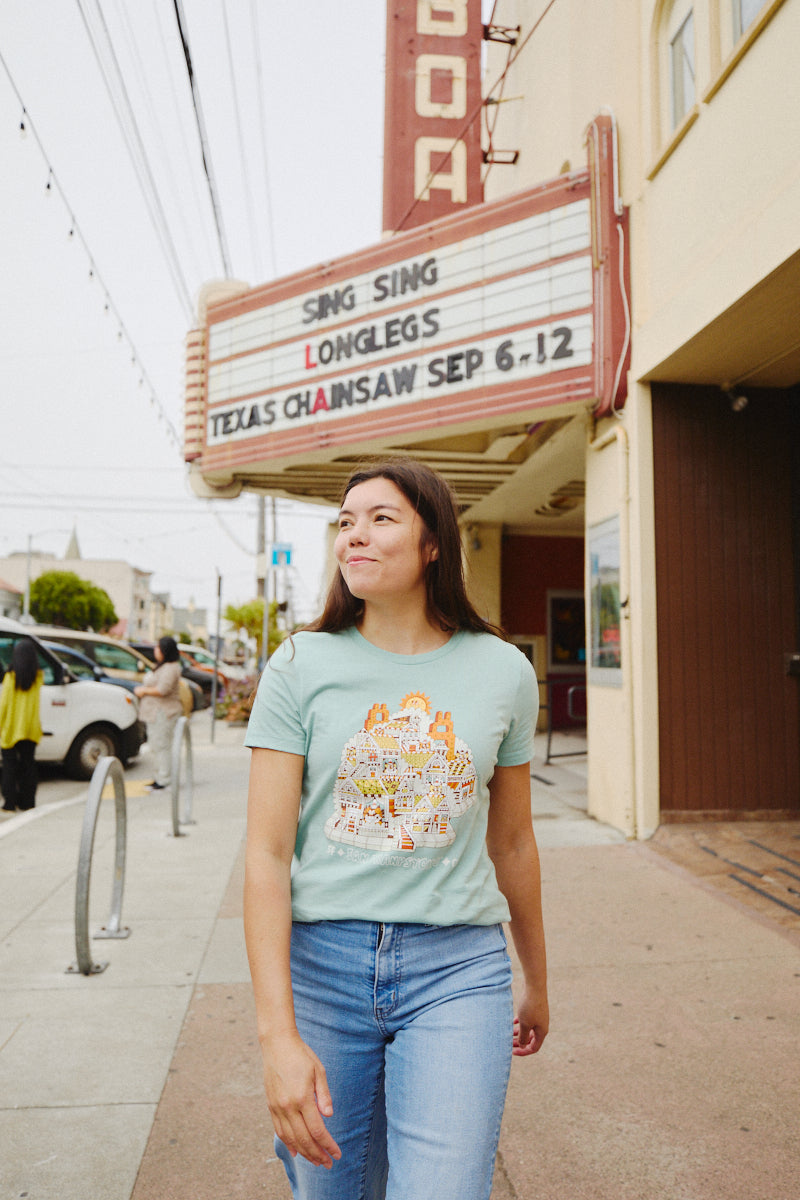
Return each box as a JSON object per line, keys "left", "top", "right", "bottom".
{"left": 0, "top": 637, "right": 44, "bottom": 812}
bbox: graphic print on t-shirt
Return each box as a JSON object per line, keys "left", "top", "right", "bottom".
{"left": 324, "top": 691, "right": 477, "bottom": 852}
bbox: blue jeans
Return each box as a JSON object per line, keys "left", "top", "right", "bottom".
{"left": 277, "top": 920, "right": 514, "bottom": 1200}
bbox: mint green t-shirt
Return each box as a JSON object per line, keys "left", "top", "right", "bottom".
{"left": 245, "top": 627, "right": 538, "bottom": 926}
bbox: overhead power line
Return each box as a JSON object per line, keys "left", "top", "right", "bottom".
{"left": 116, "top": 0, "right": 217, "bottom": 284}
{"left": 172, "top": 0, "right": 233, "bottom": 278}
{"left": 74, "top": 0, "right": 195, "bottom": 318}
{"left": 222, "top": 0, "right": 263, "bottom": 279}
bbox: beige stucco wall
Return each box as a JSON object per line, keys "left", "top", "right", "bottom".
{"left": 633, "top": 0, "right": 800, "bottom": 378}
{"left": 584, "top": 417, "right": 634, "bottom": 836}
{"left": 462, "top": 522, "right": 503, "bottom": 627}
{"left": 482, "top": 0, "right": 797, "bottom": 836}
{"left": 484, "top": 1, "right": 644, "bottom": 201}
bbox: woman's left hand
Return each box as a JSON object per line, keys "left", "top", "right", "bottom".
{"left": 513, "top": 983, "right": 549, "bottom": 1056}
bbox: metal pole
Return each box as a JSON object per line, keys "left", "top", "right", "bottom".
{"left": 23, "top": 534, "right": 31, "bottom": 621}
{"left": 256, "top": 496, "right": 266, "bottom": 598}
{"left": 210, "top": 570, "right": 221, "bottom": 743}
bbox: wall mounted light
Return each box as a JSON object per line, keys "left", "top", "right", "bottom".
{"left": 722, "top": 385, "right": 748, "bottom": 413}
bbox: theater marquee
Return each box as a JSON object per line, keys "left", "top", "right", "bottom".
{"left": 184, "top": 116, "right": 630, "bottom": 473}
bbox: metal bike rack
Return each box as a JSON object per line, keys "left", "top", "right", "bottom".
{"left": 67, "top": 755, "right": 130, "bottom": 976}
{"left": 544, "top": 680, "right": 588, "bottom": 765}
{"left": 168, "top": 716, "right": 195, "bottom": 837}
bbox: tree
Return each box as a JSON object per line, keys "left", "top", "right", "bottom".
{"left": 224, "top": 598, "right": 285, "bottom": 661}
{"left": 30, "top": 570, "right": 118, "bottom": 631}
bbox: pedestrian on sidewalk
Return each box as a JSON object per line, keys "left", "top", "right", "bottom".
{"left": 244, "top": 458, "right": 549, "bottom": 1200}
{"left": 134, "top": 636, "right": 183, "bottom": 792}
{"left": 0, "top": 636, "right": 43, "bottom": 812}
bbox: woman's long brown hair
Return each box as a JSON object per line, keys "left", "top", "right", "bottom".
{"left": 304, "top": 457, "right": 503, "bottom": 638}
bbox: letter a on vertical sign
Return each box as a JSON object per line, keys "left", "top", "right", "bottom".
{"left": 382, "top": 0, "right": 482, "bottom": 233}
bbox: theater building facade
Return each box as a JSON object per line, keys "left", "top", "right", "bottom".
{"left": 184, "top": 0, "right": 799, "bottom": 837}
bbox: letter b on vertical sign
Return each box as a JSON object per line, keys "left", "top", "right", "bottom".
{"left": 382, "top": 0, "right": 482, "bottom": 233}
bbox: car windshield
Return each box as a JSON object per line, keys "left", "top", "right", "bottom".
{"left": 48, "top": 647, "right": 95, "bottom": 680}
{"left": 0, "top": 634, "right": 58, "bottom": 685}
{"left": 93, "top": 644, "right": 145, "bottom": 672}
{"left": 189, "top": 649, "right": 215, "bottom": 666}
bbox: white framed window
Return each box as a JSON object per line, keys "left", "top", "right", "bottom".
{"left": 669, "top": 9, "right": 696, "bottom": 127}
{"left": 732, "top": 0, "right": 764, "bottom": 39}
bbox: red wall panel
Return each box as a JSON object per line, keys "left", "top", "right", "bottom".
{"left": 501, "top": 535, "right": 584, "bottom": 634}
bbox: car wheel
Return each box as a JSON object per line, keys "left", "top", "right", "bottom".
{"left": 66, "top": 725, "right": 120, "bottom": 780}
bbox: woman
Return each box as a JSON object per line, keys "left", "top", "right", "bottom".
{"left": 134, "top": 636, "right": 183, "bottom": 791}
{"left": 244, "top": 458, "right": 548, "bottom": 1200}
{"left": 0, "top": 637, "right": 44, "bottom": 812}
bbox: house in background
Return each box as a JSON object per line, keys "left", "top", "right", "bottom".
{"left": 0, "top": 578, "right": 22, "bottom": 620}
{"left": 170, "top": 602, "right": 208, "bottom": 646}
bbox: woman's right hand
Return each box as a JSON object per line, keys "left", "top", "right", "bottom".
{"left": 261, "top": 1033, "right": 342, "bottom": 1169}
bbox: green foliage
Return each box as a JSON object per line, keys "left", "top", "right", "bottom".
{"left": 30, "top": 570, "right": 118, "bottom": 631}
{"left": 224, "top": 597, "right": 285, "bottom": 660}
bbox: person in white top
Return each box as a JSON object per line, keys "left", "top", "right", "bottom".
{"left": 134, "top": 636, "right": 183, "bottom": 792}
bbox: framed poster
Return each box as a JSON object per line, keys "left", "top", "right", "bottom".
{"left": 547, "top": 590, "right": 586, "bottom": 675}
{"left": 588, "top": 515, "right": 622, "bottom": 685}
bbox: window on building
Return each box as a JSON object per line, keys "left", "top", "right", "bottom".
{"left": 670, "top": 10, "right": 696, "bottom": 127}
{"left": 732, "top": 0, "right": 763, "bottom": 39}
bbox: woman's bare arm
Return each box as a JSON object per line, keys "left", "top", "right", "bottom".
{"left": 486, "top": 762, "right": 549, "bottom": 1056}
{"left": 244, "top": 747, "right": 341, "bottom": 1167}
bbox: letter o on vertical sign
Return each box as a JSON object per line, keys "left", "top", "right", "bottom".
{"left": 416, "top": 0, "right": 468, "bottom": 37}
{"left": 415, "top": 55, "right": 468, "bottom": 119}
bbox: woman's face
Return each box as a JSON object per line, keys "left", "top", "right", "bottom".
{"left": 155, "top": 644, "right": 164, "bottom": 664}
{"left": 335, "top": 478, "right": 436, "bottom": 607}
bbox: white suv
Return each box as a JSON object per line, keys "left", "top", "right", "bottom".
{"left": 0, "top": 619, "right": 145, "bottom": 779}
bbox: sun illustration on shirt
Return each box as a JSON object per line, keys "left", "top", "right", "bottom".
{"left": 325, "top": 693, "right": 477, "bottom": 853}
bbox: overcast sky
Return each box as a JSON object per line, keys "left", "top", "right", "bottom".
{"left": 0, "top": 0, "right": 390, "bottom": 623}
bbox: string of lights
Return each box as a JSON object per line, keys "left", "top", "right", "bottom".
{"left": 0, "top": 46, "right": 183, "bottom": 453}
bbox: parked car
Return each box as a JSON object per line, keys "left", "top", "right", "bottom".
{"left": 31, "top": 626, "right": 152, "bottom": 682}
{"left": 130, "top": 640, "right": 212, "bottom": 709}
{"left": 197, "top": 645, "right": 249, "bottom": 682}
{"left": 0, "top": 618, "right": 145, "bottom": 779}
{"left": 42, "top": 641, "right": 205, "bottom": 712}
{"left": 177, "top": 643, "right": 248, "bottom": 691}
{"left": 41, "top": 641, "right": 138, "bottom": 693}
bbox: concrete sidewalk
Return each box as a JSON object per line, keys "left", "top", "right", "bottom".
{"left": 1, "top": 720, "right": 798, "bottom": 1199}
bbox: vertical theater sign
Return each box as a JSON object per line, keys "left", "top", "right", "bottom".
{"left": 383, "top": 0, "right": 484, "bottom": 233}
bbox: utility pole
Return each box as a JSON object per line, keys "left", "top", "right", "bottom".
{"left": 210, "top": 570, "right": 222, "bottom": 744}
{"left": 256, "top": 497, "right": 266, "bottom": 599}
{"left": 258, "top": 496, "right": 278, "bottom": 667}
